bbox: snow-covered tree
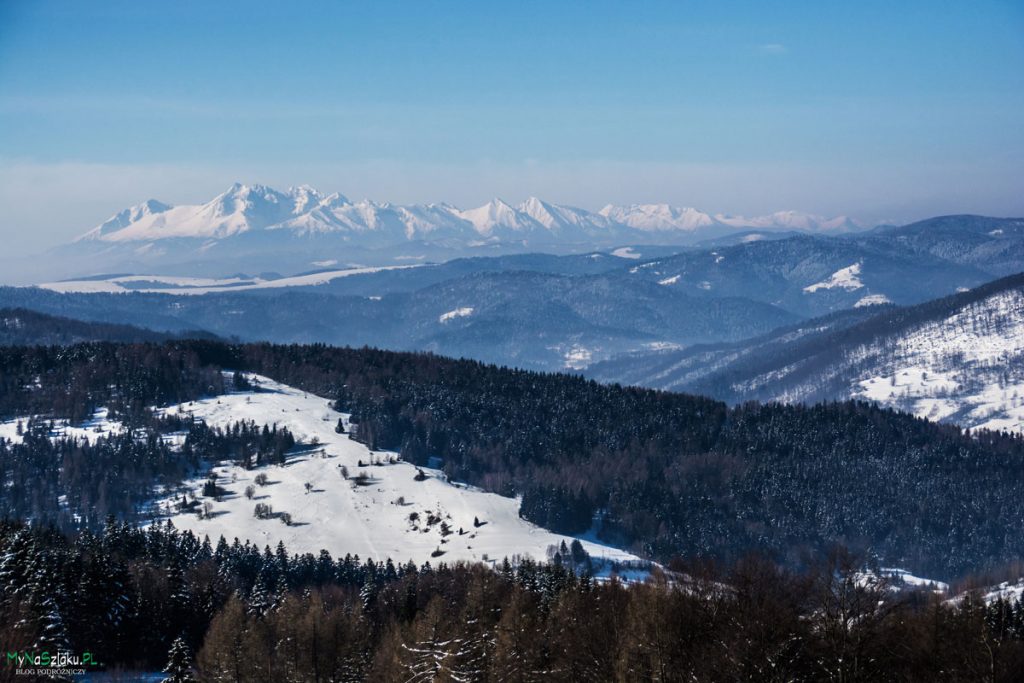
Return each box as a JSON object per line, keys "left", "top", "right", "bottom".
{"left": 161, "top": 636, "right": 198, "bottom": 683}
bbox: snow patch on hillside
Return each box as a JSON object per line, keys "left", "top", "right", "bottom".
{"left": 612, "top": 247, "right": 642, "bottom": 260}
{"left": 855, "top": 293, "right": 891, "bottom": 307}
{"left": 563, "top": 345, "right": 593, "bottom": 369}
{"left": 439, "top": 307, "right": 474, "bottom": 323}
{"left": 803, "top": 263, "right": 864, "bottom": 293}
{"left": 978, "top": 580, "right": 1024, "bottom": 604}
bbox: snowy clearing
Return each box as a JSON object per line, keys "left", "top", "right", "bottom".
{"left": 438, "top": 307, "right": 474, "bottom": 323}
{"left": 152, "top": 374, "right": 642, "bottom": 568}
{"left": 855, "top": 293, "right": 891, "bottom": 307}
{"left": 612, "top": 247, "right": 642, "bottom": 259}
{"left": 803, "top": 262, "right": 864, "bottom": 293}
{"left": 855, "top": 568, "right": 949, "bottom": 594}
{"left": 0, "top": 408, "right": 126, "bottom": 445}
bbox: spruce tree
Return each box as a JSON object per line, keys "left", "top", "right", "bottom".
{"left": 161, "top": 636, "right": 198, "bottom": 683}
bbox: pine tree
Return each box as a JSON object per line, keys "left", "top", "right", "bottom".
{"left": 0, "top": 527, "right": 34, "bottom": 602}
{"left": 35, "top": 594, "right": 71, "bottom": 653}
{"left": 21, "top": 547, "right": 71, "bottom": 653}
{"left": 247, "top": 572, "right": 274, "bottom": 618}
{"left": 162, "top": 636, "right": 198, "bottom": 683}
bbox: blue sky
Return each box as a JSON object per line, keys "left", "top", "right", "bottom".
{"left": 0, "top": 0, "right": 1021, "bottom": 252}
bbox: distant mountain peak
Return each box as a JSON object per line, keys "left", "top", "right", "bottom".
{"left": 79, "top": 198, "right": 174, "bottom": 241}
{"left": 715, "top": 210, "right": 863, "bottom": 233}
{"left": 599, "top": 203, "right": 719, "bottom": 231}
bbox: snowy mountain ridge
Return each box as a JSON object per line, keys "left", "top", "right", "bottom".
{"left": 78, "top": 182, "right": 867, "bottom": 246}
{"left": 599, "top": 203, "right": 864, "bottom": 233}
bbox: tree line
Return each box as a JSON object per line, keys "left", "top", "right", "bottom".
{"left": 1, "top": 520, "right": 1022, "bottom": 682}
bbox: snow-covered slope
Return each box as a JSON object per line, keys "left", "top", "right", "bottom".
{"left": 849, "top": 288, "right": 1024, "bottom": 432}
{"left": 589, "top": 273, "right": 1024, "bottom": 434}
{"left": 2, "top": 373, "right": 642, "bottom": 567}
{"left": 153, "top": 374, "right": 641, "bottom": 566}
{"left": 454, "top": 198, "right": 545, "bottom": 238}
{"left": 803, "top": 262, "right": 864, "bottom": 292}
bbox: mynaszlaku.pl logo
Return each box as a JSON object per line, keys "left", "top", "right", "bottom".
{"left": 5, "top": 649, "right": 102, "bottom": 676}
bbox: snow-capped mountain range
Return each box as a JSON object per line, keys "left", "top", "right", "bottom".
{"left": 78, "top": 182, "right": 866, "bottom": 246}
{"left": 7, "top": 181, "right": 871, "bottom": 282}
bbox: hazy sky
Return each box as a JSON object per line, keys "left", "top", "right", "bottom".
{"left": 1, "top": 0, "right": 1022, "bottom": 253}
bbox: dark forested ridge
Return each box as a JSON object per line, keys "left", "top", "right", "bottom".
{"left": 1, "top": 521, "right": 1022, "bottom": 682}
{"left": 0, "top": 307, "right": 218, "bottom": 346}
{"left": 3, "top": 339, "right": 1024, "bottom": 579}
{"left": 0, "top": 343, "right": 226, "bottom": 423}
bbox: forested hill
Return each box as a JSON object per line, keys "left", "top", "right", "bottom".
{"left": 0, "top": 307, "right": 218, "bottom": 346}
{"left": 3, "top": 339, "right": 1024, "bottom": 578}
{"left": 587, "top": 271, "right": 1024, "bottom": 433}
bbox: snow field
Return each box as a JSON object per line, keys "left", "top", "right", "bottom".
{"left": 39, "top": 265, "right": 423, "bottom": 296}
{"left": 154, "top": 374, "right": 642, "bottom": 568}
{"left": 803, "top": 262, "right": 864, "bottom": 293}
